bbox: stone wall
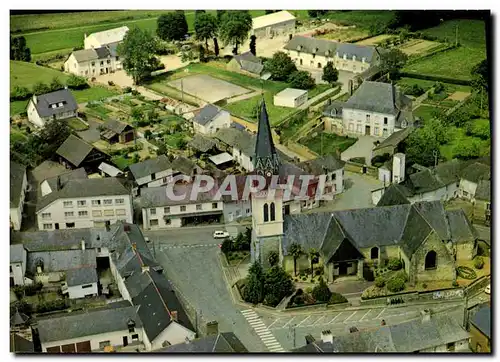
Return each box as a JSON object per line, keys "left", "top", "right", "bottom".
{"left": 412, "top": 231, "right": 456, "bottom": 283}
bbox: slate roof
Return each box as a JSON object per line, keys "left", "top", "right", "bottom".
{"left": 140, "top": 184, "right": 220, "bottom": 208}
{"left": 26, "top": 249, "right": 96, "bottom": 275}
{"left": 460, "top": 162, "right": 491, "bottom": 183}
{"left": 72, "top": 48, "right": 100, "bottom": 62}
{"left": 18, "top": 228, "right": 112, "bottom": 252}
{"left": 407, "top": 169, "right": 445, "bottom": 194}
{"left": 233, "top": 51, "right": 264, "bottom": 75}
{"left": 412, "top": 201, "right": 450, "bottom": 241}
{"left": 399, "top": 206, "right": 433, "bottom": 257}
{"left": 188, "top": 134, "right": 217, "bottom": 153}
{"left": 475, "top": 180, "right": 491, "bottom": 201}
{"left": 471, "top": 304, "right": 491, "bottom": 339}
{"left": 32, "top": 89, "right": 78, "bottom": 118}
{"left": 344, "top": 81, "right": 410, "bottom": 115}
{"left": 128, "top": 155, "right": 172, "bottom": 180}
{"left": 446, "top": 209, "right": 477, "bottom": 243}
{"left": 102, "top": 119, "right": 131, "bottom": 135}
{"left": 56, "top": 134, "right": 96, "bottom": 167}
{"left": 11, "top": 310, "right": 29, "bottom": 326}
{"left": 171, "top": 155, "right": 200, "bottom": 176}
{"left": 215, "top": 127, "right": 255, "bottom": 156}
{"left": 66, "top": 266, "right": 98, "bottom": 286}
{"left": 10, "top": 161, "right": 27, "bottom": 208}
{"left": 36, "top": 177, "right": 129, "bottom": 212}
{"left": 37, "top": 302, "right": 141, "bottom": 343}
{"left": 254, "top": 100, "right": 280, "bottom": 174}
{"left": 284, "top": 36, "right": 377, "bottom": 62}
{"left": 10, "top": 244, "right": 25, "bottom": 264}
{"left": 159, "top": 332, "right": 248, "bottom": 353}
{"left": 193, "top": 104, "right": 222, "bottom": 126}
{"left": 43, "top": 168, "right": 88, "bottom": 193}
{"left": 10, "top": 333, "right": 34, "bottom": 353}
{"left": 376, "top": 184, "right": 411, "bottom": 207}
{"left": 322, "top": 101, "right": 344, "bottom": 118}
{"left": 297, "top": 154, "right": 345, "bottom": 175}
{"left": 373, "top": 127, "right": 414, "bottom": 151}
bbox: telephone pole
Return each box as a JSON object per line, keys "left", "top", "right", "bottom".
{"left": 455, "top": 23, "right": 459, "bottom": 46}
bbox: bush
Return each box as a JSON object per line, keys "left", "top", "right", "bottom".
{"left": 473, "top": 257, "right": 484, "bottom": 270}
{"left": 315, "top": 269, "right": 322, "bottom": 276}
{"left": 375, "top": 276, "right": 385, "bottom": 288}
{"left": 394, "top": 270, "right": 408, "bottom": 282}
{"left": 296, "top": 288, "right": 303, "bottom": 296}
{"left": 66, "top": 74, "right": 89, "bottom": 90}
{"left": 311, "top": 278, "right": 332, "bottom": 303}
{"left": 131, "top": 90, "right": 140, "bottom": 96}
{"left": 11, "top": 85, "right": 32, "bottom": 101}
{"left": 456, "top": 266, "right": 477, "bottom": 279}
{"left": 386, "top": 276, "right": 405, "bottom": 293}
{"left": 387, "top": 258, "right": 403, "bottom": 271}
{"left": 35, "top": 299, "right": 68, "bottom": 314}
{"left": 305, "top": 287, "right": 313, "bottom": 294}
{"left": 329, "top": 292, "right": 347, "bottom": 305}
{"left": 108, "top": 80, "right": 115, "bottom": 86}
{"left": 406, "top": 84, "right": 425, "bottom": 96}
{"left": 220, "top": 238, "right": 233, "bottom": 254}
{"left": 124, "top": 87, "right": 133, "bottom": 93}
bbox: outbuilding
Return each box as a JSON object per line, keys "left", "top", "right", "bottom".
{"left": 273, "top": 88, "right": 308, "bottom": 108}
{"left": 251, "top": 11, "right": 296, "bottom": 38}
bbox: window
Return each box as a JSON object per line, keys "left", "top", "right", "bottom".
{"left": 78, "top": 211, "right": 88, "bottom": 217}
{"left": 116, "top": 209, "right": 126, "bottom": 216}
{"left": 150, "top": 208, "right": 157, "bottom": 215}
{"left": 196, "top": 204, "right": 202, "bottom": 210}
{"left": 92, "top": 210, "right": 102, "bottom": 217}
{"left": 82, "top": 284, "right": 93, "bottom": 289}
{"left": 371, "top": 247, "right": 379, "bottom": 260}
{"left": 366, "top": 114, "right": 370, "bottom": 122}
{"left": 270, "top": 202, "right": 276, "bottom": 221}
{"left": 384, "top": 117, "right": 388, "bottom": 125}
{"left": 263, "top": 203, "right": 269, "bottom": 222}
{"left": 77, "top": 200, "right": 86, "bottom": 207}
{"left": 164, "top": 207, "right": 170, "bottom": 214}
{"left": 107, "top": 59, "right": 111, "bottom": 64}
{"left": 116, "top": 56, "right": 120, "bottom": 61}
{"left": 99, "top": 341, "right": 110, "bottom": 349}
{"left": 103, "top": 199, "right": 113, "bottom": 205}
{"left": 374, "top": 127, "right": 379, "bottom": 135}
{"left": 10, "top": 265, "right": 13, "bottom": 273}
{"left": 447, "top": 342, "right": 455, "bottom": 352}
{"left": 115, "top": 199, "right": 124, "bottom": 205}
{"left": 180, "top": 206, "right": 186, "bottom": 212}
{"left": 165, "top": 219, "right": 171, "bottom": 225}
{"left": 91, "top": 61, "right": 95, "bottom": 66}
{"left": 92, "top": 200, "right": 101, "bottom": 206}
{"left": 132, "top": 334, "right": 139, "bottom": 341}
{"left": 100, "top": 61, "right": 104, "bottom": 65}
{"left": 246, "top": 208, "right": 250, "bottom": 214}
{"left": 66, "top": 222, "right": 75, "bottom": 228}
{"left": 63, "top": 201, "right": 73, "bottom": 208}
{"left": 425, "top": 250, "right": 437, "bottom": 270}
{"left": 42, "top": 213, "right": 51, "bottom": 219}
{"left": 383, "top": 128, "right": 388, "bottom": 136}
{"left": 332, "top": 173, "right": 336, "bottom": 180}
{"left": 103, "top": 210, "right": 114, "bottom": 217}
{"left": 43, "top": 223, "right": 52, "bottom": 230}
{"left": 150, "top": 219, "right": 159, "bottom": 227}
{"left": 356, "top": 124, "right": 362, "bottom": 133}
{"left": 128, "top": 325, "right": 135, "bottom": 333}
{"left": 64, "top": 211, "right": 74, "bottom": 218}
{"left": 151, "top": 173, "right": 156, "bottom": 180}
{"left": 212, "top": 203, "right": 218, "bottom": 209}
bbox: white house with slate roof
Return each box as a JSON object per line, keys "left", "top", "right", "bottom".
{"left": 84, "top": 26, "right": 129, "bottom": 50}
{"left": 35, "top": 177, "right": 132, "bottom": 231}
{"left": 27, "top": 88, "right": 78, "bottom": 128}
{"left": 62, "top": 266, "right": 99, "bottom": 299}
{"left": 64, "top": 44, "right": 122, "bottom": 77}
{"left": 10, "top": 161, "right": 28, "bottom": 231}
{"left": 192, "top": 104, "right": 231, "bottom": 135}
{"left": 284, "top": 35, "right": 380, "bottom": 73}
{"left": 40, "top": 168, "right": 88, "bottom": 198}
{"left": 227, "top": 51, "right": 264, "bottom": 77}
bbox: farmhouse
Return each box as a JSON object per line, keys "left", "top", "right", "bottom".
{"left": 273, "top": 88, "right": 308, "bottom": 108}
{"left": 251, "top": 11, "right": 296, "bottom": 38}
{"left": 64, "top": 44, "right": 122, "bottom": 77}
{"left": 323, "top": 81, "right": 413, "bottom": 137}
{"left": 100, "top": 119, "right": 135, "bottom": 144}
{"left": 192, "top": 104, "right": 231, "bottom": 135}
{"left": 84, "top": 26, "right": 129, "bottom": 49}
{"left": 10, "top": 161, "right": 28, "bottom": 231}
{"left": 284, "top": 35, "right": 380, "bottom": 73}
{"left": 56, "top": 134, "right": 109, "bottom": 172}
{"left": 27, "top": 89, "right": 78, "bottom": 128}
{"left": 227, "top": 51, "right": 264, "bottom": 77}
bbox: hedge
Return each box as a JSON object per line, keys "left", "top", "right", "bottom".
{"left": 399, "top": 72, "right": 472, "bottom": 86}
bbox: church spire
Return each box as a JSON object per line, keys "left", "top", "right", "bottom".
{"left": 254, "top": 99, "right": 280, "bottom": 177}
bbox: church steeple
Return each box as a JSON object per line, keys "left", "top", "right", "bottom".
{"left": 254, "top": 100, "right": 280, "bottom": 177}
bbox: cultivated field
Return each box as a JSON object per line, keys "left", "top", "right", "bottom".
{"left": 398, "top": 39, "right": 443, "bottom": 56}
{"left": 355, "top": 34, "right": 394, "bottom": 45}
{"left": 315, "top": 26, "right": 369, "bottom": 42}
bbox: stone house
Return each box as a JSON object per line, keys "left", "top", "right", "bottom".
{"left": 251, "top": 11, "right": 296, "bottom": 38}
{"left": 469, "top": 303, "right": 491, "bottom": 352}
{"left": 284, "top": 35, "right": 380, "bottom": 73}
{"left": 56, "top": 134, "right": 109, "bottom": 172}
{"left": 100, "top": 119, "right": 135, "bottom": 144}
{"left": 322, "top": 81, "right": 413, "bottom": 138}
{"left": 458, "top": 162, "right": 491, "bottom": 200}
{"left": 227, "top": 51, "right": 264, "bottom": 77}
{"left": 281, "top": 200, "right": 478, "bottom": 284}
{"left": 273, "top": 88, "right": 308, "bottom": 108}
{"left": 64, "top": 44, "right": 122, "bottom": 78}
{"left": 10, "top": 161, "right": 28, "bottom": 231}
{"left": 192, "top": 104, "right": 231, "bottom": 135}
{"left": 84, "top": 26, "right": 129, "bottom": 50}
{"left": 27, "top": 89, "right": 78, "bottom": 128}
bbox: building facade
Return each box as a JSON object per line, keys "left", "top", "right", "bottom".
{"left": 251, "top": 11, "right": 296, "bottom": 38}
{"left": 10, "top": 162, "right": 28, "bottom": 231}
{"left": 27, "top": 89, "right": 78, "bottom": 128}
{"left": 192, "top": 105, "right": 231, "bottom": 135}
{"left": 64, "top": 45, "right": 122, "bottom": 78}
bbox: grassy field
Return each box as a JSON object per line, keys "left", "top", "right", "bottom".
{"left": 317, "top": 27, "right": 369, "bottom": 42}
{"left": 403, "top": 20, "right": 487, "bottom": 80}
{"left": 10, "top": 60, "right": 69, "bottom": 91}
{"left": 326, "top": 10, "right": 397, "bottom": 29}
{"left": 66, "top": 117, "right": 89, "bottom": 131}
{"left": 440, "top": 125, "right": 490, "bottom": 161}
{"left": 397, "top": 77, "right": 473, "bottom": 94}
{"left": 355, "top": 34, "right": 395, "bottom": 45}
{"left": 302, "top": 132, "right": 357, "bottom": 155}
{"left": 414, "top": 105, "right": 441, "bottom": 121}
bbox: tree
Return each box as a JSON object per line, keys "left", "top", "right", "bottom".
{"left": 452, "top": 138, "right": 481, "bottom": 160}
{"left": 198, "top": 45, "right": 206, "bottom": 62}
{"left": 471, "top": 59, "right": 488, "bottom": 92}
{"left": 312, "top": 277, "right": 332, "bottom": 303}
{"left": 249, "top": 35, "right": 256, "bottom": 56}
{"left": 404, "top": 126, "right": 441, "bottom": 167}
{"left": 32, "top": 82, "right": 51, "bottom": 96}
{"left": 66, "top": 74, "right": 89, "bottom": 90}
{"left": 157, "top": 11, "right": 188, "bottom": 41}
{"left": 265, "top": 10, "right": 275, "bottom": 14}
{"left": 322, "top": 61, "right": 339, "bottom": 85}
{"left": 219, "top": 11, "right": 252, "bottom": 55}
{"left": 10, "top": 36, "right": 31, "bottom": 62}
{"left": 264, "top": 265, "right": 294, "bottom": 307}
{"left": 194, "top": 13, "right": 218, "bottom": 50}
{"left": 268, "top": 251, "right": 279, "bottom": 267}
{"left": 131, "top": 107, "right": 143, "bottom": 120}
{"left": 213, "top": 37, "right": 220, "bottom": 57}
{"left": 118, "top": 28, "right": 160, "bottom": 84}
{"left": 308, "top": 248, "right": 320, "bottom": 277}
{"left": 308, "top": 10, "right": 328, "bottom": 18}
{"left": 288, "top": 70, "right": 315, "bottom": 89}
{"left": 195, "top": 10, "right": 206, "bottom": 17}
{"left": 243, "top": 261, "right": 265, "bottom": 304}
{"left": 32, "top": 118, "right": 71, "bottom": 160}
{"left": 49, "top": 77, "right": 64, "bottom": 92}
{"left": 264, "top": 51, "right": 297, "bottom": 81}
{"left": 216, "top": 10, "right": 227, "bottom": 22}
{"left": 380, "top": 48, "right": 408, "bottom": 77}
{"left": 288, "top": 243, "right": 303, "bottom": 276}
{"left": 11, "top": 86, "right": 31, "bottom": 101}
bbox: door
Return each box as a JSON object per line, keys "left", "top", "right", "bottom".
{"left": 339, "top": 262, "right": 348, "bottom": 275}
{"left": 61, "top": 343, "right": 76, "bottom": 353}
{"left": 76, "top": 341, "right": 91, "bottom": 352}
{"left": 365, "top": 125, "right": 371, "bottom": 135}
{"left": 284, "top": 204, "right": 290, "bottom": 215}
{"left": 55, "top": 223, "right": 59, "bottom": 230}
{"left": 123, "top": 336, "right": 128, "bottom": 347}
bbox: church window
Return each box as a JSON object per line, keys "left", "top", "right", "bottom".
{"left": 425, "top": 250, "right": 437, "bottom": 270}
{"left": 270, "top": 203, "right": 276, "bottom": 221}
{"left": 263, "top": 203, "right": 269, "bottom": 222}
{"left": 370, "top": 247, "right": 379, "bottom": 260}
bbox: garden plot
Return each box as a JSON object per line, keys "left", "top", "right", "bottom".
{"left": 398, "top": 39, "right": 443, "bottom": 56}
{"left": 168, "top": 74, "right": 252, "bottom": 103}
{"left": 355, "top": 34, "right": 395, "bottom": 45}
{"left": 447, "top": 91, "right": 471, "bottom": 102}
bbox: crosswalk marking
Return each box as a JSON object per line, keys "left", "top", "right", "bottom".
{"left": 240, "top": 309, "right": 285, "bottom": 352}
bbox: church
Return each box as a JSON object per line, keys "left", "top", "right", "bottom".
{"left": 250, "top": 100, "right": 479, "bottom": 284}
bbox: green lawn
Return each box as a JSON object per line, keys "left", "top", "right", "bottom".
{"left": 421, "top": 19, "right": 486, "bottom": 49}
{"left": 10, "top": 60, "right": 69, "bottom": 91}
{"left": 111, "top": 155, "right": 135, "bottom": 170}
{"left": 165, "top": 133, "right": 189, "bottom": 148}
{"left": 440, "top": 126, "right": 490, "bottom": 161}
{"left": 326, "top": 10, "right": 397, "bottom": 29}
{"left": 73, "top": 87, "right": 118, "bottom": 103}
{"left": 397, "top": 77, "right": 437, "bottom": 93}
{"left": 10, "top": 100, "right": 29, "bottom": 116}
{"left": 302, "top": 132, "right": 357, "bottom": 155}
{"left": 10, "top": 129, "right": 28, "bottom": 144}
{"left": 414, "top": 105, "right": 442, "bottom": 121}
{"left": 66, "top": 117, "right": 89, "bottom": 131}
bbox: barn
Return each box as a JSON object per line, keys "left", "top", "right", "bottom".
{"left": 251, "top": 11, "right": 296, "bottom": 39}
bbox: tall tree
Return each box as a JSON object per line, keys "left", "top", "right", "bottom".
{"left": 404, "top": 125, "right": 441, "bottom": 167}
{"left": 288, "top": 243, "right": 303, "bottom": 276}
{"left": 264, "top": 265, "right": 294, "bottom": 307}
{"left": 308, "top": 248, "right": 319, "bottom": 277}
{"left": 471, "top": 59, "right": 488, "bottom": 92}
{"left": 243, "top": 262, "right": 265, "bottom": 305}
{"left": 322, "top": 61, "right": 339, "bottom": 85}
{"left": 216, "top": 10, "right": 227, "bottom": 22}
{"left": 380, "top": 48, "right": 408, "bottom": 79}
{"left": 117, "top": 28, "right": 160, "bottom": 84}
{"left": 157, "top": 11, "right": 188, "bottom": 41}
{"left": 49, "top": 77, "right": 64, "bottom": 92}
{"left": 32, "top": 82, "right": 51, "bottom": 96}
{"left": 264, "top": 51, "right": 297, "bottom": 81}
{"left": 219, "top": 11, "right": 252, "bottom": 55}
{"left": 194, "top": 12, "right": 218, "bottom": 50}
{"left": 288, "top": 70, "right": 315, "bottom": 89}
{"left": 10, "top": 36, "right": 31, "bottom": 62}
{"left": 195, "top": 10, "right": 206, "bottom": 18}
{"left": 249, "top": 35, "right": 256, "bottom": 56}
{"left": 213, "top": 37, "right": 220, "bottom": 57}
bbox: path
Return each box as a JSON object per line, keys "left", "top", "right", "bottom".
{"left": 226, "top": 90, "right": 262, "bottom": 104}
{"left": 298, "top": 87, "right": 339, "bottom": 111}
{"left": 341, "top": 135, "right": 383, "bottom": 166}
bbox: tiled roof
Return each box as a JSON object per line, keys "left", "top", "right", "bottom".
{"left": 32, "top": 89, "right": 78, "bottom": 118}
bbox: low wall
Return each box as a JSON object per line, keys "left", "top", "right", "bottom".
{"left": 344, "top": 161, "right": 378, "bottom": 178}
{"left": 360, "top": 286, "right": 466, "bottom": 306}
{"left": 465, "top": 275, "right": 490, "bottom": 297}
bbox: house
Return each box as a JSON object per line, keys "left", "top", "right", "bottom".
{"left": 192, "top": 104, "right": 231, "bottom": 135}
{"left": 37, "top": 301, "right": 144, "bottom": 353}
{"left": 64, "top": 44, "right": 122, "bottom": 77}
{"left": 281, "top": 200, "right": 478, "bottom": 283}
{"left": 10, "top": 161, "right": 28, "bottom": 231}
{"left": 40, "top": 168, "right": 88, "bottom": 198}
{"left": 284, "top": 35, "right": 380, "bottom": 73}
{"left": 188, "top": 134, "right": 218, "bottom": 155}
{"left": 227, "top": 51, "right": 264, "bottom": 77}
{"left": 10, "top": 244, "right": 30, "bottom": 286}
{"left": 297, "top": 154, "right": 346, "bottom": 200}
{"left": 251, "top": 10, "right": 296, "bottom": 38}
{"left": 62, "top": 266, "right": 99, "bottom": 299}
{"left": 141, "top": 184, "right": 224, "bottom": 229}
{"left": 100, "top": 119, "right": 135, "bottom": 144}
{"left": 128, "top": 155, "right": 174, "bottom": 195}
{"left": 372, "top": 127, "right": 414, "bottom": 158}
{"left": 294, "top": 311, "right": 470, "bottom": 352}
{"left": 35, "top": 177, "right": 132, "bottom": 230}
{"left": 98, "top": 162, "right": 124, "bottom": 178}
{"left": 159, "top": 332, "right": 248, "bottom": 353}
{"left": 322, "top": 81, "right": 413, "bottom": 137}
{"left": 459, "top": 162, "right": 491, "bottom": 200}
{"left": 27, "top": 89, "right": 78, "bottom": 128}
{"left": 56, "top": 134, "right": 109, "bottom": 172}
{"left": 84, "top": 26, "right": 129, "bottom": 49}
{"left": 273, "top": 88, "right": 308, "bottom": 108}
{"left": 469, "top": 303, "right": 490, "bottom": 352}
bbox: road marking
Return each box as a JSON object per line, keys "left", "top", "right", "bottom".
{"left": 281, "top": 317, "right": 296, "bottom": 329}
{"left": 296, "top": 315, "right": 311, "bottom": 327}
{"left": 240, "top": 310, "right": 285, "bottom": 352}
{"left": 359, "top": 309, "right": 372, "bottom": 321}
{"left": 328, "top": 312, "right": 343, "bottom": 324}
{"left": 267, "top": 318, "right": 281, "bottom": 329}
{"left": 375, "top": 308, "right": 386, "bottom": 319}
{"left": 344, "top": 311, "right": 357, "bottom": 323}
{"left": 311, "top": 316, "right": 326, "bottom": 326}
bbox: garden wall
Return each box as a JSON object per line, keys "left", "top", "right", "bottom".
{"left": 344, "top": 161, "right": 378, "bottom": 178}
{"left": 399, "top": 71, "right": 472, "bottom": 86}
{"left": 360, "top": 286, "right": 465, "bottom": 306}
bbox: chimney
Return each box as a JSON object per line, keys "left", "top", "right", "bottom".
{"left": 141, "top": 265, "right": 150, "bottom": 273}
{"left": 81, "top": 239, "right": 86, "bottom": 251}
{"left": 420, "top": 309, "right": 432, "bottom": 322}
{"left": 321, "top": 330, "right": 333, "bottom": 344}
{"left": 206, "top": 321, "right": 219, "bottom": 336}
{"left": 170, "top": 311, "right": 178, "bottom": 322}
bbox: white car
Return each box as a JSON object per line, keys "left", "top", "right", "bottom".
{"left": 213, "top": 230, "right": 230, "bottom": 239}
{"left": 485, "top": 284, "right": 490, "bottom": 295}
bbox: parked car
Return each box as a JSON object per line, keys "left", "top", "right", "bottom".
{"left": 213, "top": 230, "right": 230, "bottom": 239}
{"left": 485, "top": 284, "right": 490, "bottom": 295}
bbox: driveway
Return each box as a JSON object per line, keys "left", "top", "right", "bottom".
{"left": 341, "top": 135, "right": 382, "bottom": 166}
{"left": 94, "top": 70, "right": 133, "bottom": 88}
{"left": 77, "top": 118, "right": 102, "bottom": 144}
